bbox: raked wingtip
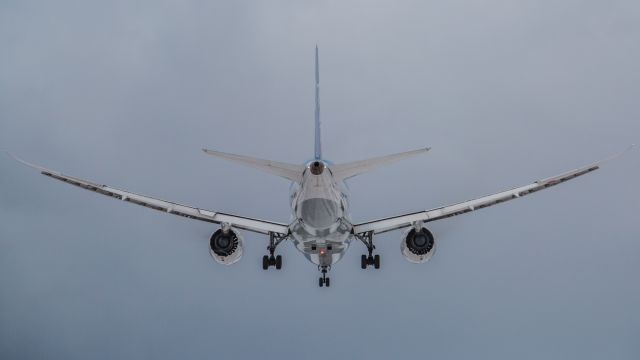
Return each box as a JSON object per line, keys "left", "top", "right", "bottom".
{"left": 4, "top": 150, "right": 23, "bottom": 164}
{"left": 4, "top": 152, "right": 56, "bottom": 174}
{"left": 598, "top": 144, "right": 636, "bottom": 166}
{"left": 619, "top": 144, "right": 635, "bottom": 156}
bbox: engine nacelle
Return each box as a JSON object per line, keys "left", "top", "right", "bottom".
{"left": 209, "top": 227, "right": 244, "bottom": 265}
{"left": 401, "top": 227, "right": 436, "bottom": 263}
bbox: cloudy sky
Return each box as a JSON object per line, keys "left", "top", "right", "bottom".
{"left": 1, "top": 0, "right": 639, "bottom": 359}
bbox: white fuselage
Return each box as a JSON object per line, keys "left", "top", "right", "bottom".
{"left": 288, "top": 160, "right": 353, "bottom": 267}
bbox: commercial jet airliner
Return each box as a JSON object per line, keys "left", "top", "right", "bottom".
{"left": 8, "top": 47, "right": 632, "bottom": 287}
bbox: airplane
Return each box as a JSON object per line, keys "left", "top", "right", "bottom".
{"left": 7, "top": 47, "right": 633, "bottom": 287}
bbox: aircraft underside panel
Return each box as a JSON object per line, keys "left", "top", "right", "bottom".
{"left": 289, "top": 218, "right": 352, "bottom": 266}
{"left": 299, "top": 198, "right": 340, "bottom": 229}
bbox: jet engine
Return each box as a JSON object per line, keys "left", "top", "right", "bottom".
{"left": 209, "top": 226, "right": 244, "bottom": 265}
{"left": 401, "top": 227, "right": 436, "bottom": 263}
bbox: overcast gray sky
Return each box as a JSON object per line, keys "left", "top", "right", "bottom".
{"left": 1, "top": 0, "right": 639, "bottom": 359}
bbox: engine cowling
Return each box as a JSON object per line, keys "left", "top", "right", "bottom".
{"left": 209, "top": 227, "right": 244, "bottom": 265}
{"left": 401, "top": 227, "right": 436, "bottom": 263}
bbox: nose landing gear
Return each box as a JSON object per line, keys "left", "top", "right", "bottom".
{"left": 318, "top": 266, "right": 331, "bottom": 287}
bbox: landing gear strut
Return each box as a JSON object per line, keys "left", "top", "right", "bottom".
{"left": 356, "top": 231, "right": 380, "bottom": 269}
{"left": 318, "top": 266, "right": 331, "bottom": 287}
{"left": 262, "top": 232, "right": 287, "bottom": 270}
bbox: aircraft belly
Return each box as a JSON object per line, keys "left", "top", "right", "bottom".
{"left": 298, "top": 198, "right": 340, "bottom": 229}
{"left": 289, "top": 219, "right": 353, "bottom": 266}
{"left": 289, "top": 168, "right": 353, "bottom": 267}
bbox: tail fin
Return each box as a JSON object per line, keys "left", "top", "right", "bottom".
{"left": 202, "top": 149, "right": 304, "bottom": 182}
{"left": 314, "top": 45, "right": 322, "bottom": 160}
{"left": 331, "top": 147, "right": 431, "bottom": 180}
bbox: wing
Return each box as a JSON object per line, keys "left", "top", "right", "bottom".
{"left": 353, "top": 146, "right": 634, "bottom": 235}
{"left": 8, "top": 153, "right": 290, "bottom": 235}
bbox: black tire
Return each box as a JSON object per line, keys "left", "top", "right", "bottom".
{"left": 319, "top": 277, "right": 324, "bottom": 287}
{"left": 374, "top": 254, "right": 380, "bottom": 269}
{"left": 361, "top": 255, "right": 367, "bottom": 269}
{"left": 325, "top": 277, "right": 330, "bottom": 287}
{"left": 262, "top": 255, "right": 269, "bottom": 270}
{"left": 275, "top": 255, "right": 282, "bottom": 270}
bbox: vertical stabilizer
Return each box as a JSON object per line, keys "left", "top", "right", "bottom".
{"left": 314, "top": 45, "right": 322, "bottom": 160}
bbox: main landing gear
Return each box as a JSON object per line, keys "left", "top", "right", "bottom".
{"left": 318, "top": 266, "right": 331, "bottom": 287}
{"left": 262, "top": 254, "right": 282, "bottom": 270}
{"left": 356, "top": 231, "right": 381, "bottom": 269}
{"left": 361, "top": 254, "right": 380, "bottom": 269}
{"left": 262, "top": 232, "right": 287, "bottom": 270}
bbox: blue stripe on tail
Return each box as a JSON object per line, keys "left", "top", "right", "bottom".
{"left": 314, "top": 45, "right": 322, "bottom": 160}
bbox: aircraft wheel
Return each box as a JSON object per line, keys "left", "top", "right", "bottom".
{"left": 262, "top": 255, "right": 269, "bottom": 270}
{"left": 374, "top": 254, "right": 380, "bottom": 269}
{"left": 275, "top": 255, "right": 282, "bottom": 270}
{"left": 325, "top": 277, "right": 330, "bottom": 287}
{"left": 319, "top": 277, "right": 324, "bottom": 287}
{"left": 361, "top": 255, "right": 367, "bottom": 269}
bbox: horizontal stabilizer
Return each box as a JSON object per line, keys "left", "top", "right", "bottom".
{"left": 202, "top": 149, "right": 305, "bottom": 182}
{"left": 331, "top": 147, "right": 431, "bottom": 180}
